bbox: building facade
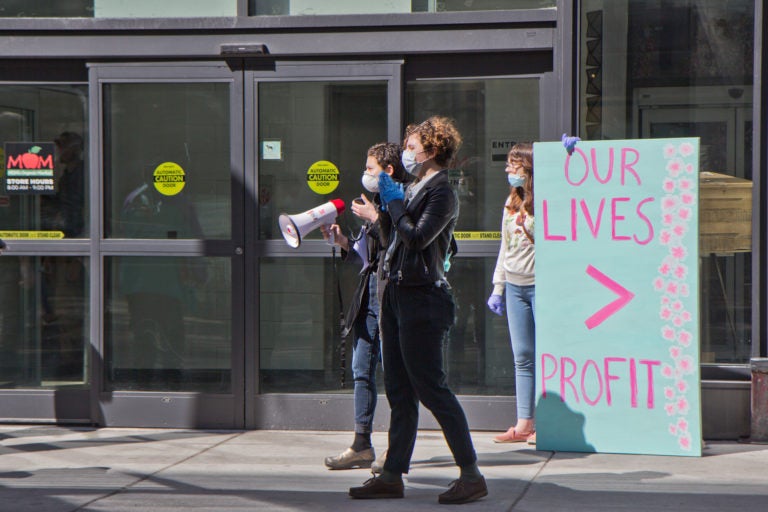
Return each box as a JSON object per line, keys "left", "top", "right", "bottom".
{"left": 0, "top": 0, "right": 763, "bottom": 439}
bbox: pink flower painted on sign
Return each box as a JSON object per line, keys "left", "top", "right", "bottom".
{"left": 671, "top": 246, "right": 687, "bottom": 259}
{"left": 656, "top": 142, "right": 697, "bottom": 451}
{"left": 667, "top": 159, "right": 683, "bottom": 177}
{"left": 679, "top": 142, "right": 695, "bottom": 157}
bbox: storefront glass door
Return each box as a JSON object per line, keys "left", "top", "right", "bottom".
{"left": 92, "top": 63, "right": 245, "bottom": 427}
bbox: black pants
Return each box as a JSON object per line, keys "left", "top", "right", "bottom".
{"left": 380, "top": 281, "right": 477, "bottom": 474}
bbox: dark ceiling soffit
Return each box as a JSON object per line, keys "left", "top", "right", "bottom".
{"left": 0, "top": 8, "right": 556, "bottom": 32}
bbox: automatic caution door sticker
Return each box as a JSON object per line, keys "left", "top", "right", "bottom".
{"left": 153, "top": 162, "right": 186, "bottom": 196}
{"left": 307, "top": 160, "right": 339, "bottom": 195}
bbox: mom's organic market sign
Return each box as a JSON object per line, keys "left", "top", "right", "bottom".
{"left": 534, "top": 138, "right": 702, "bottom": 456}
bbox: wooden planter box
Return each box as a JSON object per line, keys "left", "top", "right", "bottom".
{"left": 699, "top": 171, "right": 752, "bottom": 254}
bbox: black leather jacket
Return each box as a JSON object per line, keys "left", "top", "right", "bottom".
{"left": 383, "top": 170, "right": 458, "bottom": 287}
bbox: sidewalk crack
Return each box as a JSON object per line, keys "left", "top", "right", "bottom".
{"left": 508, "top": 450, "right": 555, "bottom": 511}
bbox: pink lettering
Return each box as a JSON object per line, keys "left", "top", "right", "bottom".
{"left": 639, "top": 359, "right": 661, "bottom": 409}
{"left": 542, "top": 200, "right": 566, "bottom": 241}
{"left": 560, "top": 356, "right": 579, "bottom": 403}
{"left": 591, "top": 147, "right": 614, "bottom": 184}
{"left": 621, "top": 148, "right": 641, "bottom": 185}
{"left": 611, "top": 197, "right": 631, "bottom": 241}
{"left": 565, "top": 148, "right": 589, "bottom": 186}
{"left": 603, "top": 357, "right": 626, "bottom": 406}
{"left": 581, "top": 359, "right": 603, "bottom": 406}
{"left": 633, "top": 197, "right": 655, "bottom": 245}
{"left": 580, "top": 199, "right": 604, "bottom": 239}
{"left": 541, "top": 353, "right": 558, "bottom": 398}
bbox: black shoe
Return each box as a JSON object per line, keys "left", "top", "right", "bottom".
{"left": 438, "top": 476, "right": 488, "bottom": 505}
{"left": 349, "top": 475, "right": 404, "bottom": 499}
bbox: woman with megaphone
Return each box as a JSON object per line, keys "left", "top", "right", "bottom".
{"left": 321, "top": 142, "right": 410, "bottom": 473}
{"left": 349, "top": 117, "right": 487, "bottom": 505}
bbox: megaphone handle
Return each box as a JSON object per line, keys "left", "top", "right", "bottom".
{"left": 325, "top": 224, "right": 334, "bottom": 246}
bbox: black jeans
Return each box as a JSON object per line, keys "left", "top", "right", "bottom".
{"left": 380, "top": 281, "right": 478, "bottom": 474}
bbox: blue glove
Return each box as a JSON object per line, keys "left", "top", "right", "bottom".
{"left": 487, "top": 294, "right": 505, "bottom": 316}
{"left": 562, "top": 133, "right": 581, "bottom": 155}
{"left": 378, "top": 173, "right": 404, "bottom": 205}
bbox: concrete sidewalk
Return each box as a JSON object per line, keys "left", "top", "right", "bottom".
{"left": 0, "top": 426, "right": 767, "bottom": 511}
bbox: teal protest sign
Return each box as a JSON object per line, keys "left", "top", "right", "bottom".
{"left": 534, "top": 138, "right": 701, "bottom": 456}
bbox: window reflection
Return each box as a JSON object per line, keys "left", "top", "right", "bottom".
{"left": 0, "top": 85, "right": 89, "bottom": 238}
{"left": 104, "top": 83, "right": 231, "bottom": 239}
{"left": 105, "top": 257, "right": 232, "bottom": 392}
{"left": 406, "top": 78, "right": 539, "bottom": 232}
{"left": 250, "top": 0, "right": 554, "bottom": 16}
{"left": 259, "top": 257, "right": 516, "bottom": 395}
{"left": 0, "top": 256, "right": 88, "bottom": 388}
{"left": 578, "top": 0, "right": 755, "bottom": 363}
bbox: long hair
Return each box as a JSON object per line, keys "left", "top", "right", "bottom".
{"left": 506, "top": 142, "right": 534, "bottom": 216}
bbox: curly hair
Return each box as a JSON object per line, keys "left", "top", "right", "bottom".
{"left": 404, "top": 116, "right": 462, "bottom": 167}
{"left": 367, "top": 142, "right": 408, "bottom": 183}
{"left": 506, "top": 142, "right": 534, "bottom": 216}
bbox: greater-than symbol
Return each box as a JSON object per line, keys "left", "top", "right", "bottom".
{"left": 585, "top": 265, "right": 635, "bottom": 329}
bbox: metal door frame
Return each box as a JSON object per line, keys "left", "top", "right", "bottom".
{"left": 244, "top": 60, "right": 403, "bottom": 429}
{"left": 89, "top": 61, "right": 246, "bottom": 428}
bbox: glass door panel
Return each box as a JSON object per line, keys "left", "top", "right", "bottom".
{"left": 257, "top": 78, "right": 388, "bottom": 393}
{"left": 95, "top": 63, "right": 244, "bottom": 428}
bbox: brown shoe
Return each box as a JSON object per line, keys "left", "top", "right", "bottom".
{"left": 438, "top": 476, "right": 488, "bottom": 505}
{"left": 349, "top": 476, "right": 404, "bottom": 499}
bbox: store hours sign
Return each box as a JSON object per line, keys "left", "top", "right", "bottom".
{"left": 533, "top": 138, "right": 702, "bottom": 456}
{"left": 4, "top": 142, "right": 56, "bottom": 194}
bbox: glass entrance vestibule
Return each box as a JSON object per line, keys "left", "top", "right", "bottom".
{"left": 0, "top": 0, "right": 761, "bottom": 440}
{"left": 0, "top": 56, "right": 555, "bottom": 429}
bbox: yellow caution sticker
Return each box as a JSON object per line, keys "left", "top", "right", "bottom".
{"left": 307, "top": 160, "right": 339, "bottom": 195}
{"left": 0, "top": 231, "right": 65, "bottom": 239}
{"left": 153, "top": 162, "right": 186, "bottom": 196}
{"left": 453, "top": 231, "right": 501, "bottom": 240}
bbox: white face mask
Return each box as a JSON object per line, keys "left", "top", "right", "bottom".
{"left": 361, "top": 172, "right": 379, "bottom": 192}
{"left": 401, "top": 150, "right": 423, "bottom": 176}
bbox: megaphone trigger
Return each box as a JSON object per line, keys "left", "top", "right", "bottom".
{"left": 278, "top": 199, "right": 346, "bottom": 248}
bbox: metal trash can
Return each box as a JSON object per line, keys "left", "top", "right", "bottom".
{"left": 751, "top": 358, "right": 768, "bottom": 442}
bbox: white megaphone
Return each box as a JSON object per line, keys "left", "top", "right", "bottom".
{"left": 278, "top": 199, "right": 346, "bottom": 248}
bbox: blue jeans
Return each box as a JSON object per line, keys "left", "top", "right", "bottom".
{"left": 505, "top": 282, "right": 536, "bottom": 420}
{"left": 381, "top": 282, "right": 477, "bottom": 474}
{"left": 352, "top": 273, "right": 380, "bottom": 434}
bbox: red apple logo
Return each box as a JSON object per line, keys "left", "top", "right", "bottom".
{"left": 21, "top": 146, "right": 43, "bottom": 169}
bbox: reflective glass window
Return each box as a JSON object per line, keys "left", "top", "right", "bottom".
{"left": 406, "top": 78, "right": 540, "bottom": 232}
{"left": 259, "top": 257, "right": 513, "bottom": 395}
{"left": 578, "top": 0, "right": 755, "bottom": 363}
{"left": 0, "top": 256, "right": 88, "bottom": 388}
{"left": 103, "top": 83, "right": 231, "bottom": 239}
{"left": 257, "top": 80, "right": 387, "bottom": 241}
{"left": 250, "top": 0, "right": 554, "bottom": 16}
{"left": 104, "top": 256, "right": 231, "bottom": 392}
{"left": 0, "top": 85, "right": 89, "bottom": 238}
{"left": 0, "top": 0, "right": 93, "bottom": 17}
